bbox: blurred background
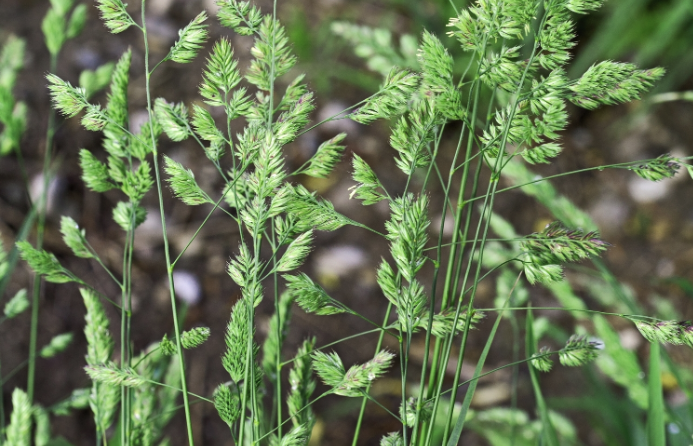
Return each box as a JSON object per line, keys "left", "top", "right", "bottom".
{"left": 1, "top": 0, "right": 693, "bottom": 444}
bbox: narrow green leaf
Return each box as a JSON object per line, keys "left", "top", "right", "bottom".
{"left": 447, "top": 296, "right": 509, "bottom": 445}
{"left": 525, "top": 307, "right": 560, "bottom": 446}
{"left": 646, "top": 342, "right": 665, "bottom": 446}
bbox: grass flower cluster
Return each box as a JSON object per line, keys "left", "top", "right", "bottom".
{"left": 1, "top": 0, "right": 692, "bottom": 445}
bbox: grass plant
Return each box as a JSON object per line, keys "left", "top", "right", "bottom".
{"left": 2, "top": 0, "right": 692, "bottom": 444}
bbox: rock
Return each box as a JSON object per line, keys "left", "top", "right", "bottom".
{"left": 172, "top": 270, "right": 202, "bottom": 306}
{"left": 317, "top": 101, "right": 359, "bottom": 136}
{"left": 29, "top": 173, "right": 64, "bottom": 216}
{"left": 313, "top": 245, "right": 367, "bottom": 278}
{"left": 628, "top": 177, "right": 670, "bottom": 203}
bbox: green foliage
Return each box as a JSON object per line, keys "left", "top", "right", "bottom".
{"left": 400, "top": 397, "right": 432, "bottom": 427}
{"left": 350, "top": 68, "right": 420, "bottom": 124}
{"left": 50, "top": 388, "right": 90, "bottom": 416}
{"left": 521, "top": 222, "right": 609, "bottom": 284}
{"left": 284, "top": 273, "right": 346, "bottom": 315}
{"left": 46, "top": 74, "right": 88, "bottom": 118}
{"left": 112, "top": 201, "right": 147, "bottom": 232}
{"left": 155, "top": 99, "right": 191, "bottom": 142}
{"left": 631, "top": 318, "right": 693, "bottom": 346}
{"left": 81, "top": 287, "right": 119, "bottom": 434}
{"left": 191, "top": 105, "right": 226, "bottom": 159}
{"left": 79, "top": 149, "right": 114, "bottom": 193}
{"left": 5, "top": 388, "right": 32, "bottom": 445}
{"left": 214, "top": 383, "right": 241, "bottom": 426}
{"left": 276, "top": 230, "right": 313, "bottom": 272}
{"left": 418, "top": 30, "right": 462, "bottom": 121}
{"left": 385, "top": 194, "right": 430, "bottom": 283}
{"left": 245, "top": 16, "right": 296, "bottom": 91}
{"left": 81, "top": 287, "right": 113, "bottom": 365}
{"left": 287, "top": 338, "right": 316, "bottom": 429}
{"left": 331, "top": 22, "right": 418, "bottom": 76}
{"left": 33, "top": 405, "right": 51, "bottom": 446}
{"left": 163, "top": 155, "right": 211, "bottom": 205}
{"left": 41, "top": 0, "right": 82, "bottom": 56}
{"left": 285, "top": 185, "right": 354, "bottom": 231}
{"left": 531, "top": 346, "right": 554, "bottom": 372}
{"left": 199, "top": 38, "right": 242, "bottom": 107}
{"left": 646, "top": 342, "right": 665, "bottom": 446}
{"left": 18, "top": 0, "right": 680, "bottom": 443}
{"left": 95, "top": 0, "right": 136, "bottom": 34}
{"left": 103, "top": 49, "right": 131, "bottom": 157}
{"left": 85, "top": 365, "right": 146, "bottom": 388}
{"left": 181, "top": 327, "right": 211, "bottom": 349}
{"left": 3, "top": 289, "right": 29, "bottom": 319}
{"left": 168, "top": 11, "right": 209, "bottom": 64}
{"left": 17, "top": 241, "right": 76, "bottom": 284}
{"left": 350, "top": 154, "right": 388, "bottom": 205}
{"left": 569, "top": 61, "right": 665, "bottom": 110}
{"left": 593, "top": 315, "right": 648, "bottom": 409}
{"left": 312, "top": 350, "right": 395, "bottom": 397}
{"left": 0, "top": 35, "right": 27, "bottom": 156}
{"left": 390, "top": 98, "right": 438, "bottom": 173}
{"left": 60, "top": 216, "right": 93, "bottom": 259}
{"left": 222, "top": 298, "right": 258, "bottom": 383}
{"left": 629, "top": 154, "right": 680, "bottom": 182}
{"left": 217, "top": 0, "right": 263, "bottom": 35}
{"left": 416, "top": 308, "right": 485, "bottom": 337}
{"left": 466, "top": 408, "right": 578, "bottom": 446}
{"left": 39, "top": 333, "right": 73, "bottom": 358}
{"left": 159, "top": 335, "right": 177, "bottom": 356}
{"left": 297, "top": 133, "right": 347, "bottom": 178}
{"left": 558, "top": 335, "right": 601, "bottom": 367}
{"left": 261, "top": 292, "right": 293, "bottom": 382}
{"left": 79, "top": 62, "right": 115, "bottom": 100}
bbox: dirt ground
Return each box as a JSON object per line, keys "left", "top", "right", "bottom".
{"left": 1, "top": 0, "right": 693, "bottom": 444}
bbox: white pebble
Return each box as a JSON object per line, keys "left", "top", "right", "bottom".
{"left": 172, "top": 270, "right": 202, "bottom": 306}
{"left": 628, "top": 177, "right": 670, "bottom": 203}
{"left": 313, "top": 245, "right": 367, "bottom": 277}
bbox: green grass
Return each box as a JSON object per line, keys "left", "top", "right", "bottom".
{"left": 1, "top": 0, "right": 692, "bottom": 444}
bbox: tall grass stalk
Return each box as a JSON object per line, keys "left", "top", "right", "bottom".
{"left": 11, "top": 0, "right": 693, "bottom": 444}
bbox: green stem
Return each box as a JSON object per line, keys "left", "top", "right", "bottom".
{"left": 440, "top": 14, "right": 548, "bottom": 442}
{"left": 140, "top": 1, "right": 195, "bottom": 444}
{"left": 351, "top": 303, "right": 393, "bottom": 446}
{"left": 27, "top": 51, "right": 58, "bottom": 403}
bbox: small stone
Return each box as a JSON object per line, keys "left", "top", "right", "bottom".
{"left": 317, "top": 102, "right": 359, "bottom": 136}
{"left": 589, "top": 195, "right": 630, "bottom": 235}
{"left": 431, "top": 210, "right": 455, "bottom": 237}
{"left": 628, "top": 177, "right": 670, "bottom": 203}
{"left": 30, "top": 174, "right": 64, "bottom": 215}
{"left": 172, "top": 270, "right": 202, "bottom": 306}
{"left": 148, "top": 0, "right": 174, "bottom": 16}
{"left": 618, "top": 328, "right": 642, "bottom": 351}
{"left": 129, "top": 109, "right": 151, "bottom": 135}
{"left": 313, "top": 245, "right": 367, "bottom": 278}
{"left": 471, "top": 382, "right": 511, "bottom": 407}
